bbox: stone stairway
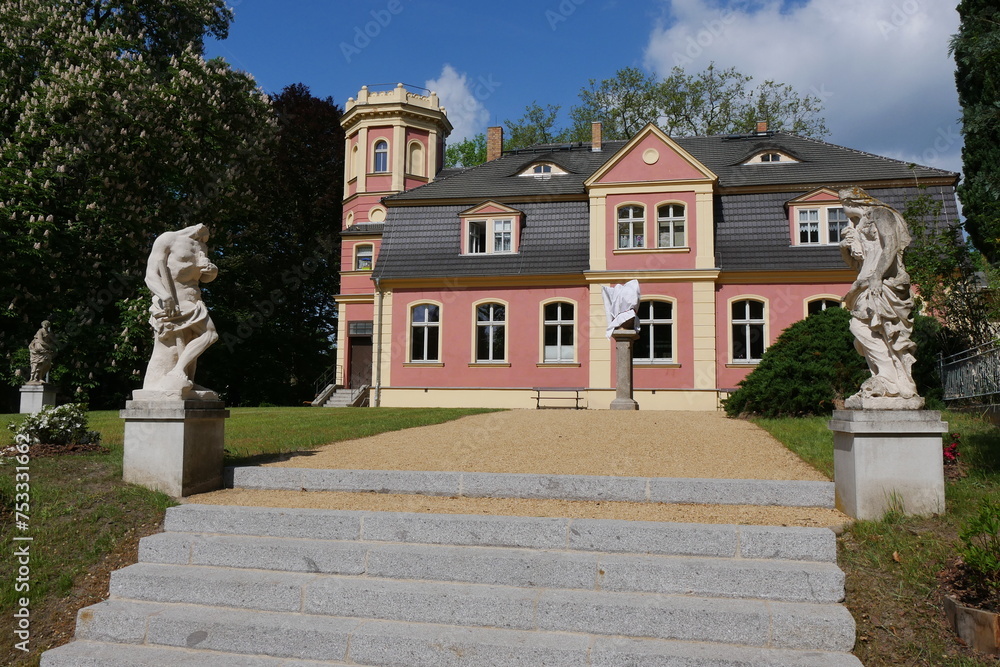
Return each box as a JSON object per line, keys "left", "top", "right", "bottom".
{"left": 42, "top": 472, "right": 861, "bottom": 666}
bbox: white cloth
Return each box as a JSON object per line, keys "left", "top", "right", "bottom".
{"left": 602, "top": 279, "right": 641, "bottom": 338}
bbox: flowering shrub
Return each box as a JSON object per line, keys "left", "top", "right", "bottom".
{"left": 959, "top": 496, "right": 1000, "bottom": 595}
{"left": 8, "top": 404, "right": 101, "bottom": 447}
{"left": 944, "top": 433, "right": 961, "bottom": 465}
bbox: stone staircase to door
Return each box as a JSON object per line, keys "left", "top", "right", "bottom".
{"left": 42, "top": 471, "right": 861, "bottom": 666}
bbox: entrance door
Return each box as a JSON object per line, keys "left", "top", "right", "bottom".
{"left": 348, "top": 336, "right": 373, "bottom": 388}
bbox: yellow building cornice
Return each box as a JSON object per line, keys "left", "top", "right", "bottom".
{"left": 583, "top": 269, "right": 721, "bottom": 283}
{"left": 717, "top": 269, "right": 855, "bottom": 284}
{"left": 378, "top": 273, "right": 585, "bottom": 289}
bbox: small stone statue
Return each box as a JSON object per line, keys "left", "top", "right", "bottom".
{"left": 140, "top": 223, "right": 219, "bottom": 398}
{"left": 27, "top": 320, "right": 56, "bottom": 384}
{"left": 839, "top": 187, "right": 921, "bottom": 408}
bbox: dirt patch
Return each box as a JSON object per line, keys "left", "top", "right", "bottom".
{"left": 190, "top": 488, "right": 848, "bottom": 527}
{"left": 263, "top": 410, "right": 828, "bottom": 481}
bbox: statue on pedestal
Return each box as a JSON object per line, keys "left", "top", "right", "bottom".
{"left": 27, "top": 320, "right": 56, "bottom": 384}
{"left": 140, "top": 223, "right": 219, "bottom": 399}
{"left": 838, "top": 187, "right": 921, "bottom": 409}
{"left": 603, "top": 279, "right": 641, "bottom": 410}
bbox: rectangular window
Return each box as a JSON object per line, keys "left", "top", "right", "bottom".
{"left": 355, "top": 245, "right": 374, "bottom": 270}
{"left": 475, "top": 303, "right": 505, "bottom": 362}
{"left": 543, "top": 302, "right": 574, "bottom": 362}
{"left": 348, "top": 321, "right": 374, "bottom": 336}
{"left": 468, "top": 221, "right": 486, "bottom": 254}
{"left": 657, "top": 204, "right": 686, "bottom": 248}
{"left": 410, "top": 304, "right": 440, "bottom": 362}
{"left": 798, "top": 209, "right": 819, "bottom": 244}
{"left": 732, "top": 300, "right": 765, "bottom": 363}
{"left": 617, "top": 206, "right": 644, "bottom": 249}
{"left": 634, "top": 300, "right": 673, "bottom": 362}
{"left": 828, "top": 207, "right": 849, "bottom": 244}
{"left": 493, "top": 219, "right": 512, "bottom": 253}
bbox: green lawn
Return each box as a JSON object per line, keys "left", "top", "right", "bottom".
{"left": 753, "top": 410, "right": 1000, "bottom": 667}
{"left": 0, "top": 406, "right": 495, "bottom": 664}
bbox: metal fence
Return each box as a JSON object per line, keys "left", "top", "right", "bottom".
{"left": 940, "top": 339, "right": 1000, "bottom": 402}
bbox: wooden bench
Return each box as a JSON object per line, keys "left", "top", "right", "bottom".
{"left": 532, "top": 387, "right": 586, "bottom": 410}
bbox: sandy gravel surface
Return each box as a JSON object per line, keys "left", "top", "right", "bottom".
{"left": 189, "top": 489, "right": 848, "bottom": 528}
{"left": 262, "top": 410, "right": 828, "bottom": 481}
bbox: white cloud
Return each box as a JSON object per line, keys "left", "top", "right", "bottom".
{"left": 643, "top": 0, "right": 962, "bottom": 173}
{"left": 425, "top": 64, "right": 491, "bottom": 142}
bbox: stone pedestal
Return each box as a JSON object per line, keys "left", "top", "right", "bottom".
{"left": 610, "top": 328, "right": 639, "bottom": 411}
{"left": 19, "top": 383, "right": 56, "bottom": 414}
{"left": 121, "top": 397, "right": 229, "bottom": 498}
{"left": 828, "top": 409, "right": 948, "bottom": 520}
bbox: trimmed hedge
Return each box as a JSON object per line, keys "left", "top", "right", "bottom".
{"left": 723, "top": 307, "right": 942, "bottom": 418}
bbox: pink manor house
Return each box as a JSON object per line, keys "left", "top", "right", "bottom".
{"left": 331, "top": 83, "right": 959, "bottom": 410}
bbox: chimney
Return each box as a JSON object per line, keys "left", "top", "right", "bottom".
{"left": 591, "top": 122, "right": 602, "bottom": 152}
{"left": 756, "top": 120, "right": 768, "bottom": 134}
{"left": 486, "top": 126, "right": 503, "bottom": 162}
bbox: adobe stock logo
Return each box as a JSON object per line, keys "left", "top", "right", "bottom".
{"left": 340, "top": 0, "right": 406, "bottom": 64}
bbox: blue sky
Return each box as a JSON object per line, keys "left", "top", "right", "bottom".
{"left": 207, "top": 0, "right": 963, "bottom": 174}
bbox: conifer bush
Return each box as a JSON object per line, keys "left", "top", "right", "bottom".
{"left": 723, "top": 307, "right": 942, "bottom": 417}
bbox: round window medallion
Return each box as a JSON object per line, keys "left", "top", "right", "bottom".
{"left": 368, "top": 207, "right": 386, "bottom": 223}
{"left": 642, "top": 148, "right": 660, "bottom": 165}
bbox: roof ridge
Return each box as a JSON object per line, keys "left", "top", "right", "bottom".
{"left": 782, "top": 132, "right": 958, "bottom": 177}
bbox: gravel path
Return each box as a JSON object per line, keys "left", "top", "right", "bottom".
{"left": 193, "top": 411, "right": 848, "bottom": 526}
{"left": 261, "top": 410, "right": 828, "bottom": 481}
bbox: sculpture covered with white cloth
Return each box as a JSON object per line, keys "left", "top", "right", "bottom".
{"left": 838, "top": 187, "right": 922, "bottom": 409}
{"left": 140, "top": 223, "right": 219, "bottom": 399}
{"left": 602, "top": 279, "right": 641, "bottom": 337}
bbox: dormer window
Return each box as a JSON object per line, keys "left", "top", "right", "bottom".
{"left": 787, "top": 189, "right": 848, "bottom": 246}
{"left": 744, "top": 150, "right": 798, "bottom": 165}
{"left": 518, "top": 162, "right": 567, "bottom": 178}
{"left": 460, "top": 201, "right": 523, "bottom": 255}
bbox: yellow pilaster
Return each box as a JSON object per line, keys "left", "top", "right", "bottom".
{"left": 695, "top": 189, "right": 716, "bottom": 269}
{"left": 392, "top": 123, "right": 405, "bottom": 192}
{"left": 589, "top": 195, "right": 607, "bottom": 272}
{"left": 691, "top": 280, "right": 717, "bottom": 389}
{"left": 357, "top": 127, "right": 368, "bottom": 194}
{"left": 588, "top": 283, "right": 611, "bottom": 388}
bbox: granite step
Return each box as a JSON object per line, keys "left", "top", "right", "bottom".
{"left": 55, "top": 599, "right": 863, "bottom": 666}
{"left": 138, "top": 531, "right": 845, "bottom": 603}
{"left": 44, "top": 497, "right": 859, "bottom": 665}
{"left": 227, "top": 467, "right": 836, "bottom": 507}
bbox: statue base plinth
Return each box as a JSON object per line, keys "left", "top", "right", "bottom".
{"left": 611, "top": 328, "right": 639, "bottom": 411}
{"left": 828, "top": 409, "right": 947, "bottom": 520}
{"left": 844, "top": 394, "right": 924, "bottom": 410}
{"left": 121, "top": 397, "right": 229, "bottom": 498}
{"left": 20, "top": 383, "right": 56, "bottom": 414}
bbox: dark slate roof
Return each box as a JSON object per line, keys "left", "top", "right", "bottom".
{"left": 715, "top": 185, "right": 962, "bottom": 272}
{"left": 372, "top": 201, "right": 589, "bottom": 280}
{"left": 341, "top": 222, "right": 384, "bottom": 236}
{"left": 387, "top": 133, "right": 956, "bottom": 202}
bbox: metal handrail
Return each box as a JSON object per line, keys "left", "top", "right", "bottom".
{"left": 313, "top": 364, "right": 342, "bottom": 395}
{"left": 940, "top": 339, "right": 1000, "bottom": 401}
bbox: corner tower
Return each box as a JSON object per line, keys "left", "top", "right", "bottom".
{"left": 341, "top": 83, "right": 452, "bottom": 228}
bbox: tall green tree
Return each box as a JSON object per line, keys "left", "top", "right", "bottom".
{"left": 444, "top": 132, "right": 486, "bottom": 168}
{"left": 200, "top": 83, "right": 344, "bottom": 406}
{"left": 504, "top": 102, "right": 564, "bottom": 150}
{"left": 951, "top": 0, "right": 1000, "bottom": 263}
{"left": 0, "top": 0, "right": 274, "bottom": 408}
{"left": 568, "top": 67, "right": 663, "bottom": 141}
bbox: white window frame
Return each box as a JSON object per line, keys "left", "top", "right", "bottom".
{"left": 464, "top": 217, "right": 515, "bottom": 255}
{"left": 827, "top": 207, "right": 849, "bottom": 244}
{"left": 798, "top": 209, "right": 820, "bottom": 244}
{"left": 410, "top": 303, "right": 440, "bottom": 362}
{"left": 355, "top": 244, "right": 374, "bottom": 271}
{"left": 617, "top": 205, "right": 645, "bottom": 249}
{"left": 542, "top": 301, "right": 575, "bottom": 363}
{"left": 634, "top": 300, "right": 675, "bottom": 364}
{"left": 807, "top": 297, "right": 842, "bottom": 317}
{"left": 656, "top": 204, "right": 686, "bottom": 249}
{"left": 475, "top": 302, "right": 506, "bottom": 363}
{"left": 731, "top": 298, "right": 766, "bottom": 364}
{"left": 468, "top": 220, "right": 487, "bottom": 254}
{"left": 373, "top": 140, "right": 389, "bottom": 173}
{"left": 493, "top": 219, "right": 512, "bottom": 253}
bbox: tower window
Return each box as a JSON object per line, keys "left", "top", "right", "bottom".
{"left": 374, "top": 140, "right": 389, "bottom": 173}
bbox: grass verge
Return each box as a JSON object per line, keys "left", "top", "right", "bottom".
{"left": 754, "top": 410, "right": 1000, "bottom": 666}
{"left": 0, "top": 406, "right": 494, "bottom": 665}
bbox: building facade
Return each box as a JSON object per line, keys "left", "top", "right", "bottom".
{"left": 335, "top": 84, "right": 959, "bottom": 410}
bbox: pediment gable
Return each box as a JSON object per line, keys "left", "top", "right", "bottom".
{"left": 460, "top": 201, "right": 523, "bottom": 217}
{"left": 586, "top": 124, "right": 717, "bottom": 186}
{"left": 786, "top": 188, "right": 840, "bottom": 206}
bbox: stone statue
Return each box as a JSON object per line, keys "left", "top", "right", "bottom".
{"left": 141, "top": 223, "right": 219, "bottom": 398}
{"left": 838, "top": 187, "right": 921, "bottom": 408}
{"left": 27, "top": 320, "right": 56, "bottom": 384}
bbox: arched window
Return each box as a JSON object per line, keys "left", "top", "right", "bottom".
{"left": 350, "top": 144, "right": 359, "bottom": 180}
{"left": 617, "top": 205, "right": 644, "bottom": 249}
{"left": 807, "top": 298, "right": 841, "bottom": 315}
{"left": 732, "top": 299, "right": 766, "bottom": 363}
{"left": 373, "top": 140, "right": 389, "bottom": 173}
{"left": 543, "top": 302, "right": 574, "bottom": 362}
{"left": 657, "top": 204, "right": 686, "bottom": 248}
{"left": 410, "top": 304, "right": 440, "bottom": 362}
{"left": 475, "top": 302, "right": 506, "bottom": 362}
{"left": 407, "top": 141, "right": 424, "bottom": 177}
{"left": 355, "top": 244, "right": 374, "bottom": 271}
{"left": 634, "top": 300, "right": 673, "bottom": 363}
